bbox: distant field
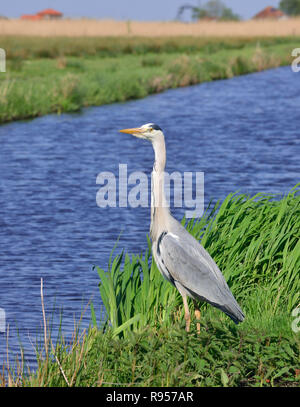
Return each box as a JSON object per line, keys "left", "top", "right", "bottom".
{"left": 1, "top": 18, "right": 300, "bottom": 37}
{"left": 2, "top": 35, "right": 298, "bottom": 60}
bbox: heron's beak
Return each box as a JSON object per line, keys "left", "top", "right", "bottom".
{"left": 119, "top": 127, "right": 145, "bottom": 138}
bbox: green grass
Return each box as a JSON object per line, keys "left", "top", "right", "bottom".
{"left": 94, "top": 187, "right": 300, "bottom": 338}
{"left": 13, "top": 322, "right": 299, "bottom": 387}
{"left": 2, "top": 36, "right": 298, "bottom": 60}
{"left": 2, "top": 187, "right": 299, "bottom": 387}
{"left": 0, "top": 36, "right": 299, "bottom": 124}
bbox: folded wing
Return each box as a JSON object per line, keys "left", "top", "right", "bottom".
{"left": 157, "top": 229, "right": 245, "bottom": 324}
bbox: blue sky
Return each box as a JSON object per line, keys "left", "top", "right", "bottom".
{"left": 1, "top": 1, "right": 281, "bottom": 20}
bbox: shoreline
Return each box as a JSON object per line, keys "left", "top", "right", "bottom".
{"left": 0, "top": 36, "right": 299, "bottom": 125}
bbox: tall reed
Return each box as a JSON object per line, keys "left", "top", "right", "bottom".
{"left": 94, "top": 186, "right": 300, "bottom": 337}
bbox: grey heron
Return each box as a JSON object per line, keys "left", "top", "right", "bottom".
{"left": 120, "top": 123, "right": 245, "bottom": 332}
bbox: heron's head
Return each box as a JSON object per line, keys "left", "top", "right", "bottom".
{"left": 119, "top": 123, "right": 163, "bottom": 141}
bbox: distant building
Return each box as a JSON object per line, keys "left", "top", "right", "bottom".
{"left": 20, "top": 14, "right": 42, "bottom": 21}
{"left": 253, "top": 6, "right": 286, "bottom": 20}
{"left": 36, "top": 9, "right": 63, "bottom": 20}
{"left": 20, "top": 9, "right": 63, "bottom": 21}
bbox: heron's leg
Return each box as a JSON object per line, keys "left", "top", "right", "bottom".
{"left": 182, "top": 294, "right": 191, "bottom": 332}
{"left": 193, "top": 300, "right": 201, "bottom": 334}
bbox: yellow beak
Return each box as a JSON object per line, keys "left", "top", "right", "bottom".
{"left": 119, "top": 127, "right": 144, "bottom": 135}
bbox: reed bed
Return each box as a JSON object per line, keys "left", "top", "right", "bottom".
{"left": 1, "top": 188, "right": 299, "bottom": 386}
{"left": 95, "top": 187, "right": 300, "bottom": 338}
{"left": 1, "top": 18, "right": 300, "bottom": 38}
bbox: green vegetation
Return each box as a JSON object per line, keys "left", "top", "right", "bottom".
{"left": 12, "top": 323, "right": 299, "bottom": 387}
{"left": 95, "top": 187, "right": 300, "bottom": 338}
{"left": 177, "top": 0, "right": 240, "bottom": 21}
{"left": 280, "top": 0, "right": 300, "bottom": 15}
{"left": 2, "top": 187, "right": 299, "bottom": 387}
{"left": 0, "top": 36, "right": 299, "bottom": 124}
{"left": 0, "top": 34, "right": 299, "bottom": 386}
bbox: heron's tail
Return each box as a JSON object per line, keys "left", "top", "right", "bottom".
{"left": 218, "top": 301, "right": 245, "bottom": 324}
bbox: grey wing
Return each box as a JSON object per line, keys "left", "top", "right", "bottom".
{"left": 157, "top": 230, "right": 245, "bottom": 324}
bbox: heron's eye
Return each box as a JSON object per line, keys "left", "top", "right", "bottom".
{"left": 149, "top": 128, "right": 153, "bottom": 132}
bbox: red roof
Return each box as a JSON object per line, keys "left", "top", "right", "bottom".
{"left": 21, "top": 14, "right": 42, "bottom": 20}
{"left": 253, "top": 6, "right": 285, "bottom": 19}
{"left": 37, "top": 8, "right": 62, "bottom": 17}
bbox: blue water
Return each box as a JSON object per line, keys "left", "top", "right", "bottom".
{"left": 0, "top": 66, "right": 299, "bottom": 370}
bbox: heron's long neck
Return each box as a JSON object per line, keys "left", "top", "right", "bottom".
{"left": 150, "top": 137, "right": 169, "bottom": 241}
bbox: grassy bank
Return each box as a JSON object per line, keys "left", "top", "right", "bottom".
{"left": 0, "top": 36, "right": 299, "bottom": 124}
{"left": 2, "top": 188, "right": 299, "bottom": 387}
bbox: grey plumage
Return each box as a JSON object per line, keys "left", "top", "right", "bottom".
{"left": 120, "top": 123, "right": 245, "bottom": 331}
{"left": 154, "top": 225, "right": 244, "bottom": 324}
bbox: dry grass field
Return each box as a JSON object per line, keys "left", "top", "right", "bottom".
{"left": 0, "top": 18, "right": 300, "bottom": 37}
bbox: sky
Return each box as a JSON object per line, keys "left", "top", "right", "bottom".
{"left": 0, "top": 0, "right": 281, "bottom": 21}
